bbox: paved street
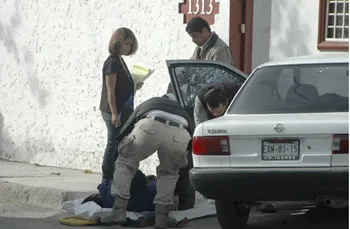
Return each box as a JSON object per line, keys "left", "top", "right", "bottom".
{"left": 0, "top": 161, "right": 348, "bottom": 229}
{"left": 0, "top": 203, "right": 348, "bottom": 229}
{"left": 0, "top": 160, "right": 348, "bottom": 229}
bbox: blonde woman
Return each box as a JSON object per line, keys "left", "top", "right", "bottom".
{"left": 99, "top": 27, "right": 138, "bottom": 181}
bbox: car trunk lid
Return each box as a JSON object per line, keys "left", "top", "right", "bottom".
{"left": 200, "top": 112, "right": 348, "bottom": 167}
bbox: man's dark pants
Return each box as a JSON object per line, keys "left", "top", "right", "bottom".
{"left": 175, "top": 140, "right": 196, "bottom": 210}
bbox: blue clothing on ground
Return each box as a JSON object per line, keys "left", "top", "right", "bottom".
{"left": 98, "top": 170, "right": 156, "bottom": 212}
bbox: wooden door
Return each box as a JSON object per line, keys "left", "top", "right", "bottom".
{"left": 229, "top": 0, "right": 254, "bottom": 74}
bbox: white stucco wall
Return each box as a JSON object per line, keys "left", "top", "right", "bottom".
{"left": 269, "top": 0, "right": 321, "bottom": 60}
{"left": 0, "top": 0, "right": 230, "bottom": 175}
{"left": 252, "top": 0, "right": 326, "bottom": 69}
{"left": 251, "top": 0, "right": 272, "bottom": 69}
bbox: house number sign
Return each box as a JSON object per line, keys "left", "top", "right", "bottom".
{"left": 179, "top": 0, "right": 220, "bottom": 25}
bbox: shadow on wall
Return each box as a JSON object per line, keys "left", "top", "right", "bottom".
{"left": 0, "top": 5, "right": 20, "bottom": 64}
{"left": 0, "top": 0, "right": 49, "bottom": 108}
{"left": 0, "top": 110, "right": 55, "bottom": 162}
{"left": 0, "top": 1, "right": 52, "bottom": 162}
{"left": 0, "top": 111, "right": 3, "bottom": 157}
{"left": 23, "top": 47, "right": 49, "bottom": 108}
{"left": 0, "top": 111, "right": 8, "bottom": 159}
{"left": 269, "top": 0, "right": 311, "bottom": 60}
{"left": 0, "top": 111, "right": 16, "bottom": 160}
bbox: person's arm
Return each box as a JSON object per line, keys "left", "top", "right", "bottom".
{"left": 213, "top": 47, "right": 233, "bottom": 66}
{"left": 106, "top": 73, "right": 120, "bottom": 126}
{"left": 194, "top": 96, "right": 208, "bottom": 126}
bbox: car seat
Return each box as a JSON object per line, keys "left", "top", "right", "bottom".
{"left": 284, "top": 84, "right": 319, "bottom": 104}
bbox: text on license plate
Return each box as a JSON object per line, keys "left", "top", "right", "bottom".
{"left": 261, "top": 140, "right": 300, "bottom": 160}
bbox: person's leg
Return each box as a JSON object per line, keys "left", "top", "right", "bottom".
{"left": 175, "top": 168, "right": 196, "bottom": 210}
{"left": 154, "top": 126, "right": 191, "bottom": 228}
{"left": 101, "top": 118, "right": 161, "bottom": 224}
{"left": 100, "top": 134, "right": 137, "bottom": 224}
{"left": 101, "top": 111, "right": 121, "bottom": 182}
{"left": 175, "top": 139, "right": 196, "bottom": 210}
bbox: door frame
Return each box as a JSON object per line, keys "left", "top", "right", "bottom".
{"left": 229, "top": 0, "right": 254, "bottom": 74}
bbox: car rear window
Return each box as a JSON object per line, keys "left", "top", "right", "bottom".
{"left": 228, "top": 63, "right": 349, "bottom": 114}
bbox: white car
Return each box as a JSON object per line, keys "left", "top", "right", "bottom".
{"left": 167, "top": 53, "right": 349, "bottom": 229}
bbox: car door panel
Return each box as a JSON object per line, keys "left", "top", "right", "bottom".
{"left": 166, "top": 60, "right": 248, "bottom": 119}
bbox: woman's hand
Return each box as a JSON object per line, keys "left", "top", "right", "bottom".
{"left": 136, "top": 82, "right": 144, "bottom": 90}
{"left": 111, "top": 113, "right": 121, "bottom": 127}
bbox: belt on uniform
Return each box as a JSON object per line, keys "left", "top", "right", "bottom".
{"left": 147, "top": 116, "right": 186, "bottom": 128}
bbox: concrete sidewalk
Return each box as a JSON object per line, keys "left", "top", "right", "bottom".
{"left": 0, "top": 159, "right": 100, "bottom": 210}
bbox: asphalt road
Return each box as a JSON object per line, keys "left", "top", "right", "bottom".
{"left": 0, "top": 203, "right": 348, "bottom": 229}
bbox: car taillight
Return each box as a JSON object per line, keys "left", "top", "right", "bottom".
{"left": 332, "top": 134, "right": 349, "bottom": 154}
{"left": 192, "top": 136, "right": 230, "bottom": 155}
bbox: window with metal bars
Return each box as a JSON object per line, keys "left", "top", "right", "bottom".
{"left": 318, "top": 0, "right": 349, "bottom": 51}
{"left": 326, "top": 0, "right": 349, "bottom": 40}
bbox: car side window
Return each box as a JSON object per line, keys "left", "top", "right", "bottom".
{"left": 174, "top": 66, "right": 244, "bottom": 108}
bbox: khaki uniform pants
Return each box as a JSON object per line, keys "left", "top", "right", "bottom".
{"left": 111, "top": 118, "right": 191, "bottom": 206}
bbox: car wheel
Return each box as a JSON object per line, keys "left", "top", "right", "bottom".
{"left": 215, "top": 200, "right": 250, "bottom": 229}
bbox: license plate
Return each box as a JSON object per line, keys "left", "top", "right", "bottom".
{"left": 261, "top": 139, "right": 300, "bottom": 160}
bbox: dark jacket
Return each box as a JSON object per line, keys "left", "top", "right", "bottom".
{"left": 197, "top": 82, "right": 240, "bottom": 120}
{"left": 116, "top": 96, "right": 195, "bottom": 142}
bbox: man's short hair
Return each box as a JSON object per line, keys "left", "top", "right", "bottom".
{"left": 186, "top": 17, "right": 211, "bottom": 33}
{"left": 204, "top": 86, "right": 227, "bottom": 108}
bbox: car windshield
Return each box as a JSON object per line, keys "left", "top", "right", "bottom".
{"left": 228, "top": 63, "right": 349, "bottom": 114}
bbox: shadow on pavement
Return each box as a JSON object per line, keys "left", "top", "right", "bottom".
{"left": 248, "top": 205, "right": 348, "bottom": 229}
{"left": 0, "top": 205, "right": 348, "bottom": 229}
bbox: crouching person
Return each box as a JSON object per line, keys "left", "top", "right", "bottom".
{"left": 101, "top": 95, "right": 194, "bottom": 228}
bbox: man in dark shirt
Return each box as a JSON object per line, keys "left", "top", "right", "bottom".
{"left": 101, "top": 96, "right": 194, "bottom": 228}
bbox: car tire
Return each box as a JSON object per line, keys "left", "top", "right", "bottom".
{"left": 215, "top": 200, "right": 250, "bottom": 229}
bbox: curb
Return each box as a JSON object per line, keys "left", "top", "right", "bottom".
{"left": 0, "top": 180, "right": 94, "bottom": 210}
